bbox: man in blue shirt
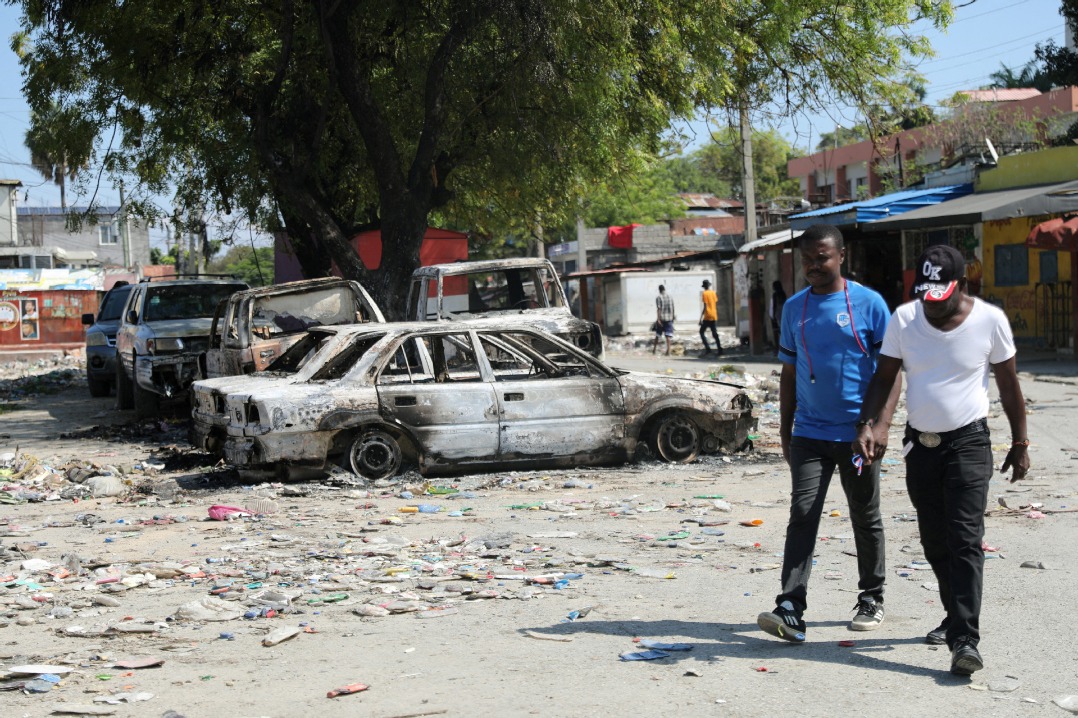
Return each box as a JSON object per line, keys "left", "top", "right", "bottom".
{"left": 757, "top": 224, "right": 901, "bottom": 643}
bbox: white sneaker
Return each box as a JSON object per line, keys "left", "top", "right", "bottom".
{"left": 850, "top": 598, "right": 884, "bottom": 631}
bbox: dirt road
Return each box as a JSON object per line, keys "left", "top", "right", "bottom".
{"left": 1, "top": 350, "right": 1077, "bottom": 717}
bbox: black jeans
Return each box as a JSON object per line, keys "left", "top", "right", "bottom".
{"left": 699, "top": 320, "right": 720, "bottom": 353}
{"left": 778, "top": 437, "right": 886, "bottom": 613}
{"left": 904, "top": 420, "right": 992, "bottom": 648}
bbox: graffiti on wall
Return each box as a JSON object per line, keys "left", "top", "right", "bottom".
{"left": 984, "top": 289, "right": 1036, "bottom": 335}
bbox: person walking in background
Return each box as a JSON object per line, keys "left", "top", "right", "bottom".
{"left": 652, "top": 285, "right": 675, "bottom": 355}
{"left": 852, "top": 244, "right": 1029, "bottom": 677}
{"left": 770, "top": 280, "right": 787, "bottom": 356}
{"left": 757, "top": 224, "right": 901, "bottom": 644}
{"left": 699, "top": 279, "right": 722, "bottom": 357}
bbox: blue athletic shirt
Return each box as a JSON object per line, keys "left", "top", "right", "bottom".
{"left": 778, "top": 280, "right": 890, "bottom": 442}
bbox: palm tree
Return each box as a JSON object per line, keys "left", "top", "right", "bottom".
{"left": 987, "top": 61, "right": 1053, "bottom": 91}
{"left": 24, "top": 102, "right": 84, "bottom": 209}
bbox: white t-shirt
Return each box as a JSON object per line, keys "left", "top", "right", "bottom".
{"left": 880, "top": 298, "right": 1016, "bottom": 433}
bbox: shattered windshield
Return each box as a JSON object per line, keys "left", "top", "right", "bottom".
{"left": 310, "top": 332, "right": 386, "bottom": 381}
{"left": 264, "top": 331, "right": 335, "bottom": 374}
{"left": 448, "top": 266, "right": 566, "bottom": 316}
{"left": 144, "top": 284, "right": 246, "bottom": 321}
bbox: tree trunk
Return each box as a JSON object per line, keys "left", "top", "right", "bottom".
{"left": 365, "top": 202, "right": 427, "bottom": 321}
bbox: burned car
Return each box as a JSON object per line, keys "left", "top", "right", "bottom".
{"left": 204, "top": 277, "right": 385, "bottom": 378}
{"left": 115, "top": 278, "right": 249, "bottom": 418}
{"left": 191, "top": 321, "right": 755, "bottom": 480}
{"left": 407, "top": 258, "right": 605, "bottom": 360}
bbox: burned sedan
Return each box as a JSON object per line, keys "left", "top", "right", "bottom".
{"left": 191, "top": 322, "right": 755, "bottom": 480}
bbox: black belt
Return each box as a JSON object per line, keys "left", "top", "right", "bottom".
{"left": 906, "top": 418, "right": 988, "bottom": 448}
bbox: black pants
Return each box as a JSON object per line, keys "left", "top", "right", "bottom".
{"left": 904, "top": 420, "right": 992, "bottom": 648}
{"left": 777, "top": 437, "right": 886, "bottom": 613}
{"left": 699, "top": 320, "right": 720, "bottom": 353}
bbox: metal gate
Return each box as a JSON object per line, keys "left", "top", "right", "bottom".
{"left": 1035, "top": 281, "right": 1072, "bottom": 349}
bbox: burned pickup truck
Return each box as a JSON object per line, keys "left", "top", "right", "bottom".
{"left": 407, "top": 258, "right": 605, "bottom": 359}
{"left": 191, "top": 321, "right": 755, "bottom": 480}
{"left": 203, "top": 277, "right": 385, "bottom": 378}
{"left": 115, "top": 278, "right": 249, "bottom": 418}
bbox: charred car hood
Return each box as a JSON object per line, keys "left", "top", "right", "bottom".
{"left": 142, "top": 317, "right": 215, "bottom": 338}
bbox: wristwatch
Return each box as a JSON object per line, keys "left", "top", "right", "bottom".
{"left": 856, "top": 418, "right": 874, "bottom": 430}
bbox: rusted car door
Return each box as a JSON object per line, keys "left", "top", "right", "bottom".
{"left": 477, "top": 331, "right": 625, "bottom": 462}
{"left": 376, "top": 332, "right": 500, "bottom": 468}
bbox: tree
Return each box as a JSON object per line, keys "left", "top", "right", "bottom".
{"left": 23, "top": 101, "right": 93, "bottom": 209}
{"left": 206, "top": 245, "right": 274, "bottom": 287}
{"left": 986, "top": 61, "right": 1052, "bottom": 91}
{"left": 11, "top": 0, "right": 952, "bottom": 315}
{"left": 695, "top": 127, "right": 801, "bottom": 202}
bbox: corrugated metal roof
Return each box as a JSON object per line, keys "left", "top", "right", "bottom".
{"left": 17, "top": 206, "right": 121, "bottom": 216}
{"left": 869, "top": 180, "right": 1078, "bottom": 230}
{"left": 790, "top": 185, "right": 973, "bottom": 230}
{"left": 738, "top": 229, "right": 804, "bottom": 253}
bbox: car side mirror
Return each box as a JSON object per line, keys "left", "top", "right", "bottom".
{"left": 127, "top": 310, "right": 138, "bottom": 324}
{"left": 81, "top": 313, "right": 95, "bottom": 325}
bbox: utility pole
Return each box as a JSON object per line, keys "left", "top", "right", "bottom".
{"left": 118, "top": 180, "right": 130, "bottom": 268}
{"left": 739, "top": 102, "right": 757, "bottom": 246}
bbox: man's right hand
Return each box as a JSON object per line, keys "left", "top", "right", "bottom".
{"left": 851, "top": 426, "right": 876, "bottom": 466}
{"left": 780, "top": 431, "right": 791, "bottom": 465}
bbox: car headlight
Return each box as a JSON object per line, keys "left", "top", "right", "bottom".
{"left": 86, "top": 331, "right": 108, "bottom": 347}
{"left": 147, "top": 337, "right": 185, "bottom": 354}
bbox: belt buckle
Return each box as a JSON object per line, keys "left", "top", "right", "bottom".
{"left": 918, "top": 432, "right": 941, "bottom": 448}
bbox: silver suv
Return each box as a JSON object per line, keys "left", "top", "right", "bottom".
{"left": 115, "top": 278, "right": 248, "bottom": 417}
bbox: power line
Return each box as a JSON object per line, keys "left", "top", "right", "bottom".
{"left": 916, "top": 24, "right": 1062, "bottom": 66}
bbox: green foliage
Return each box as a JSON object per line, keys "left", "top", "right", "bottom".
{"left": 694, "top": 127, "right": 801, "bottom": 202}
{"left": 986, "top": 61, "right": 1053, "bottom": 92}
{"left": 206, "top": 245, "right": 274, "bottom": 287}
{"left": 11, "top": 0, "right": 953, "bottom": 312}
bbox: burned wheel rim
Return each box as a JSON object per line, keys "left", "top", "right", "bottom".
{"left": 652, "top": 415, "right": 700, "bottom": 463}
{"left": 349, "top": 430, "right": 403, "bottom": 480}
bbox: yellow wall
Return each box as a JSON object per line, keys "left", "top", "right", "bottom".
{"left": 981, "top": 216, "right": 1074, "bottom": 341}
{"left": 976, "top": 146, "right": 1078, "bottom": 191}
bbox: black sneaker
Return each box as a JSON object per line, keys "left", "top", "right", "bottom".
{"left": 850, "top": 598, "right": 884, "bottom": 631}
{"left": 757, "top": 604, "right": 806, "bottom": 643}
{"left": 950, "top": 636, "right": 983, "bottom": 675}
{"left": 925, "top": 617, "right": 950, "bottom": 645}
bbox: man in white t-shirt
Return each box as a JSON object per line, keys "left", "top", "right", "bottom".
{"left": 852, "top": 245, "right": 1030, "bottom": 678}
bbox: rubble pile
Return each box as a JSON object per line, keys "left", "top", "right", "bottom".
{"left": 0, "top": 357, "right": 84, "bottom": 402}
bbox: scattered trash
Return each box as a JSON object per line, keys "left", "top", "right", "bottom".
{"left": 1054, "top": 696, "right": 1078, "bottom": 714}
{"left": 739, "top": 519, "right": 763, "bottom": 527}
{"left": 838, "top": 640, "right": 856, "bottom": 647}
{"left": 263, "top": 625, "right": 303, "bottom": 647}
{"left": 1020, "top": 561, "right": 1050, "bottom": 570}
{"left": 525, "top": 630, "right": 573, "bottom": 642}
{"left": 638, "top": 640, "right": 692, "bottom": 651}
{"left": 207, "top": 505, "right": 251, "bottom": 521}
{"left": 112, "top": 656, "right": 164, "bottom": 669}
{"left": 620, "top": 649, "right": 670, "bottom": 661}
{"left": 326, "top": 683, "right": 369, "bottom": 698}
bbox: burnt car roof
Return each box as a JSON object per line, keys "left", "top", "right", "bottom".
{"left": 224, "top": 277, "right": 360, "bottom": 299}
{"left": 411, "top": 258, "right": 558, "bottom": 278}
{"left": 140, "top": 279, "right": 249, "bottom": 287}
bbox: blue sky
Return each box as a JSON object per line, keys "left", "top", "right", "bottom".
{"left": 0, "top": 0, "right": 1069, "bottom": 238}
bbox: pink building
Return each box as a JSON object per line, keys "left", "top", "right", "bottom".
{"left": 787, "top": 87, "right": 1078, "bottom": 203}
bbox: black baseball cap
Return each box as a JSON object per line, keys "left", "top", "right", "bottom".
{"left": 911, "top": 245, "right": 964, "bottom": 302}
{"left": 702, "top": 279, "right": 711, "bottom": 288}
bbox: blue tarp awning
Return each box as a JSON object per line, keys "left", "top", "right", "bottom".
{"left": 789, "top": 184, "right": 973, "bottom": 230}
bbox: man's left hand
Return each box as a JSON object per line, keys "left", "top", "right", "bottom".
{"left": 870, "top": 424, "right": 889, "bottom": 462}
{"left": 1000, "top": 445, "right": 1030, "bottom": 483}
